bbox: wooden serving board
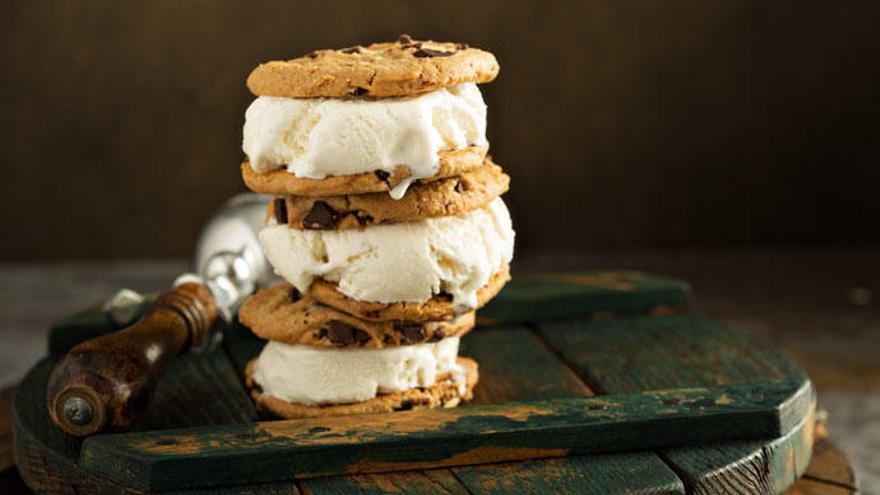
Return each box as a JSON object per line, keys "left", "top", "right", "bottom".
{"left": 13, "top": 271, "right": 817, "bottom": 494}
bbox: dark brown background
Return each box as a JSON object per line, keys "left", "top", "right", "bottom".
{"left": 2, "top": 0, "right": 879, "bottom": 260}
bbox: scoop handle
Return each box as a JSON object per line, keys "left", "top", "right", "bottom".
{"left": 46, "top": 283, "right": 217, "bottom": 436}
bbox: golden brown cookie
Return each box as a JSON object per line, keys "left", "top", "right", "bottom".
{"left": 308, "top": 266, "right": 511, "bottom": 323}
{"left": 267, "top": 161, "right": 508, "bottom": 230}
{"left": 242, "top": 145, "right": 488, "bottom": 197}
{"left": 247, "top": 35, "right": 499, "bottom": 98}
{"left": 239, "top": 282, "right": 476, "bottom": 348}
{"left": 247, "top": 357, "right": 478, "bottom": 419}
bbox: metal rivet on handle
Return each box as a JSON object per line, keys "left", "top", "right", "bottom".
{"left": 63, "top": 396, "right": 94, "bottom": 426}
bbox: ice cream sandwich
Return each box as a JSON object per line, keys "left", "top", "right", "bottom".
{"left": 238, "top": 36, "right": 513, "bottom": 418}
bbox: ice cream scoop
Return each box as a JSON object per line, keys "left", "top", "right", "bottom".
{"left": 46, "top": 193, "right": 273, "bottom": 436}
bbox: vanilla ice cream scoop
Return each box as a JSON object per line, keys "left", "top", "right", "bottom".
{"left": 243, "top": 83, "right": 487, "bottom": 198}
{"left": 259, "top": 198, "right": 515, "bottom": 308}
{"left": 252, "top": 337, "right": 464, "bottom": 405}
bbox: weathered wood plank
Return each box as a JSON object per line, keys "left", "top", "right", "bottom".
{"left": 463, "top": 326, "right": 594, "bottom": 404}
{"left": 479, "top": 271, "right": 691, "bottom": 324}
{"left": 79, "top": 380, "right": 805, "bottom": 491}
{"left": 453, "top": 453, "right": 685, "bottom": 495}
{"left": 137, "top": 350, "right": 257, "bottom": 430}
{"left": 300, "top": 470, "right": 468, "bottom": 495}
{"left": 12, "top": 359, "right": 297, "bottom": 495}
{"left": 301, "top": 327, "right": 597, "bottom": 495}
{"left": 537, "top": 314, "right": 817, "bottom": 495}
{"left": 538, "top": 314, "right": 809, "bottom": 393}
{"left": 453, "top": 328, "right": 686, "bottom": 495}
{"left": 259, "top": 327, "right": 688, "bottom": 495}
{"left": 661, "top": 408, "right": 815, "bottom": 495}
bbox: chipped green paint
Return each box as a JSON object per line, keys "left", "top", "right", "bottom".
{"left": 452, "top": 452, "right": 686, "bottom": 495}
{"left": 479, "top": 270, "right": 691, "bottom": 324}
{"left": 79, "top": 381, "right": 808, "bottom": 491}
{"left": 538, "top": 314, "right": 817, "bottom": 494}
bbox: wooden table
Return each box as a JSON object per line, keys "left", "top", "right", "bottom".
{"left": 0, "top": 252, "right": 874, "bottom": 493}
{"left": 0, "top": 386, "right": 859, "bottom": 494}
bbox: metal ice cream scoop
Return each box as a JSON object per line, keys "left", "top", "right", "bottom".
{"left": 46, "top": 193, "right": 273, "bottom": 436}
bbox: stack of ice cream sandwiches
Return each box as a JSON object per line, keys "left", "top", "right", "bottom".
{"left": 238, "top": 36, "right": 515, "bottom": 418}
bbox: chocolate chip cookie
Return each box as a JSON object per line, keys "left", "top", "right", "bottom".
{"left": 246, "top": 357, "right": 478, "bottom": 419}
{"left": 247, "top": 35, "right": 499, "bottom": 98}
{"left": 267, "top": 160, "right": 508, "bottom": 230}
{"left": 242, "top": 144, "right": 487, "bottom": 197}
{"left": 239, "top": 282, "right": 476, "bottom": 348}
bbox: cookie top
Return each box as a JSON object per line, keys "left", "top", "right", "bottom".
{"left": 242, "top": 145, "right": 487, "bottom": 197}
{"left": 268, "top": 160, "right": 508, "bottom": 230}
{"left": 308, "top": 266, "right": 510, "bottom": 322}
{"left": 239, "top": 282, "right": 475, "bottom": 348}
{"left": 247, "top": 357, "right": 477, "bottom": 419}
{"left": 247, "top": 35, "right": 499, "bottom": 98}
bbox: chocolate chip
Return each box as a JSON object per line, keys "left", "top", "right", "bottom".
{"left": 303, "top": 201, "right": 340, "bottom": 229}
{"left": 340, "top": 46, "right": 361, "bottom": 54}
{"left": 288, "top": 287, "right": 301, "bottom": 303}
{"left": 413, "top": 48, "right": 454, "bottom": 58}
{"left": 374, "top": 170, "right": 390, "bottom": 183}
{"left": 394, "top": 322, "right": 425, "bottom": 344}
{"left": 318, "top": 320, "right": 371, "bottom": 346}
{"left": 305, "top": 51, "right": 318, "bottom": 59}
{"left": 454, "top": 180, "right": 464, "bottom": 193}
{"left": 397, "top": 34, "right": 414, "bottom": 45}
{"left": 355, "top": 213, "right": 374, "bottom": 226}
{"left": 427, "top": 329, "right": 445, "bottom": 343}
{"left": 273, "top": 198, "right": 288, "bottom": 224}
{"left": 437, "top": 291, "right": 454, "bottom": 302}
{"left": 350, "top": 86, "right": 369, "bottom": 96}
{"left": 309, "top": 426, "right": 331, "bottom": 434}
{"left": 456, "top": 42, "right": 469, "bottom": 50}
{"left": 396, "top": 400, "right": 414, "bottom": 411}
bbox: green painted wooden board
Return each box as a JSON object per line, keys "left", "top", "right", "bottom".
{"left": 12, "top": 271, "right": 815, "bottom": 494}
{"left": 479, "top": 270, "right": 692, "bottom": 324}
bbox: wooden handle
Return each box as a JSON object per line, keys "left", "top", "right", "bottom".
{"left": 46, "top": 283, "right": 217, "bottom": 436}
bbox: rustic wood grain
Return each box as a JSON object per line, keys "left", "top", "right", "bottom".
{"left": 300, "top": 470, "right": 468, "bottom": 495}
{"left": 453, "top": 453, "right": 685, "bottom": 495}
{"left": 661, "top": 409, "right": 815, "bottom": 495}
{"left": 77, "top": 380, "right": 808, "bottom": 491}
{"left": 301, "top": 326, "right": 678, "bottom": 495}
{"left": 478, "top": 271, "right": 691, "bottom": 324}
{"left": 461, "top": 326, "right": 594, "bottom": 404}
{"left": 135, "top": 350, "right": 257, "bottom": 430}
{"left": 538, "top": 314, "right": 817, "bottom": 494}
{"left": 538, "top": 314, "right": 809, "bottom": 393}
